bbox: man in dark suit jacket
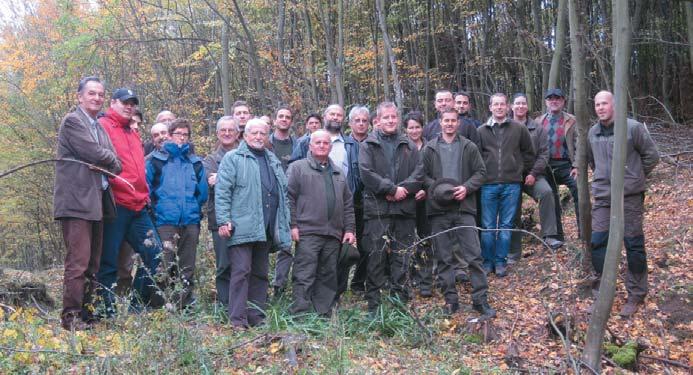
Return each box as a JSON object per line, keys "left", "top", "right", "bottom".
{"left": 53, "top": 76, "right": 122, "bottom": 331}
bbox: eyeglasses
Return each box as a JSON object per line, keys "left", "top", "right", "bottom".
{"left": 172, "top": 132, "right": 190, "bottom": 137}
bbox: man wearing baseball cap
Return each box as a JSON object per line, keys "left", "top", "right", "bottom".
{"left": 96, "top": 87, "right": 162, "bottom": 317}
{"left": 535, "top": 88, "right": 580, "bottom": 241}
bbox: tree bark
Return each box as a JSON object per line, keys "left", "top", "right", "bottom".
{"left": 319, "top": 1, "right": 338, "bottom": 103}
{"left": 516, "top": 0, "right": 536, "bottom": 111}
{"left": 277, "top": 0, "right": 286, "bottom": 66}
{"left": 221, "top": 23, "right": 231, "bottom": 115}
{"left": 231, "top": 0, "right": 265, "bottom": 109}
{"left": 568, "top": 0, "right": 592, "bottom": 266}
{"left": 687, "top": 2, "right": 693, "bottom": 73}
{"left": 548, "top": 0, "right": 568, "bottom": 90}
{"left": 375, "top": 0, "right": 403, "bottom": 110}
{"left": 582, "top": 1, "right": 632, "bottom": 372}
{"left": 336, "top": 0, "right": 345, "bottom": 107}
{"left": 532, "top": 0, "right": 548, "bottom": 99}
{"left": 301, "top": 0, "right": 319, "bottom": 108}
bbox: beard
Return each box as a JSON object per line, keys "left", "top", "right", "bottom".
{"left": 324, "top": 121, "right": 342, "bottom": 133}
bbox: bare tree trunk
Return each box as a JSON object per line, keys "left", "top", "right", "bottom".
{"left": 221, "top": 23, "right": 232, "bottom": 115}
{"left": 516, "top": 0, "right": 536, "bottom": 110}
{"left": 319, "top": 1, "right": 338, "bottom": 103}
{"left": 582, "top": 1, "right": 632, "bottom": 371}
{"left": 231, "top": 0, "right": 265, "bottom": 108}
{"left": 375, "top": 0, "right": 403, "bottom": 110}
{"left": 568, "top": 0, "right": 592, "bottom": 267}
{"left": 532, "top": 0, "right": 548, "bottom": 99}
{"left": 301, "top": 0, "right": 319, "bottom": 107}
{"left": 687, "top": 2, "right": 693, "bottom": 72}
{"left": 277, "top": 0, "right": 286, "bottom": 66}
{"left": 336, "top": 0, "right": 345, "bottom": 107}
{"left": 548, "top": 0, "right": 568, "bottom": 89}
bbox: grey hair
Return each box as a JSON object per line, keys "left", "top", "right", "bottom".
{"left": 244, "top": 118, "right": 270, "bottom": 133}
{"left": 77, "top": 76, "right": 102, "bottom": 93}
{"left": 348, "top": 106, "right": 370, "bottom": 122}
{"left": 216, "top": 116, "right": 239, "bottom": 132}
{"left": 323, "top": 104, "right": 344, "bottom": 118}
{"left": 376, "top": 101, "right": 398, "bottom": 117}
{"left": 310, "top": 129, "right": 331, "bottom": 142}
{"left": 155, "top": 110, "right": 176, "bottom": 122}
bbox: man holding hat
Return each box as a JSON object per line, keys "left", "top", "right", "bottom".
{"left": 417, "top": 108, "right": 495, "bottom": 317}
{"left": 97, "top": 87, "right": 162, "bottom": 317}
{"left": 535, "top": 88, "right": 580, "bottom": 240}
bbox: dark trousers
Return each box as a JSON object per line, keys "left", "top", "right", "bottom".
{"left": 273, "top": 245, "right": 293, "bottom": 289}
{"left": 158, "top": 224, "right": 200, "bottom": 308}
{"left": 228, "top": 241, "right": 271, "bottom": 328}
{"left": 363, "top": 216, "right": 415, "bottom": 311}
{"left": 61, "top": 218, "right": 103, "bottom": 326}
{"left": 291, "top": 235, "right": 340, "bottom": 314}
{"left": 412, "top": 201, "right": 434, "bottom": 293}
{"left": 591, "top": 194, "right": 648, "bottom": 301}
{"left": 212, "top": 231, "right": 231, "bottom": 305}
{"left": 115, "top": 242, "right": 135, "bottom": 295}
{"left": 546, "top": 160, "right": 579, "bottom": 240}
{"left": 97, "top": 205, "right": 162, "bottom": 316}
{"left": 337, "top": 204, "right": 366, "bottom": 296}
{"left": 430, "top": 212, "right": 489, "bottom": 305}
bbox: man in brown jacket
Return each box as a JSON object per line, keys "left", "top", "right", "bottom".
{"left": 287, "top": 130, "right": 356, "bottom": 315}
{"left": 53, "top": 76, "right": 122, "bottom": 330}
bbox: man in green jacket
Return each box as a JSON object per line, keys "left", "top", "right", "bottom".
{"left": 215, "top": 119, "right": 291, "bottom": 328}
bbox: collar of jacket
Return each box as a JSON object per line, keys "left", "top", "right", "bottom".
{"left": 103, "top": 108, "right": 132, "bottom": 129}
{"left": 596, "top": 121, "right": 615, "bottom": 136}
{"left": 427, "top": 133, "right": 469, "bottom": 151}
{"left": 484, "top": 117, "right": 510, "bottom": 127}
{"left": 306, "top": 152, "right": 341, "bottom": 174}
{"left": 156, "top": 141, "right": 191, "bottom": 159}
{"left": 365, "top": 130, "right": 409, "bottom": 146}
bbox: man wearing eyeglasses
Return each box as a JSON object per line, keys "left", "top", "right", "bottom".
{"left": 146, "top": 118, "right": 208, "bottom": 309}
{"left": 96, "top": 88, "right": 163, "bottom": 318}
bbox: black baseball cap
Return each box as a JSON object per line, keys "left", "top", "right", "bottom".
{"left": 112, "top": 88, "right": 139, "bottom": 105}
{"left": 545, "top": 88, "right": 565, "bottom": 98}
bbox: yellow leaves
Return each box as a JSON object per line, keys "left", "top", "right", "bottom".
{"left": 268, "top": 341, "right": 282, "bottom": 354}
{"left": 3, "top": 328, "right": 19, "bottom": 340}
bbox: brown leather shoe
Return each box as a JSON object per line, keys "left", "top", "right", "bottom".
{"left": 618, "top": 299, "right": 643, "bottom": 318}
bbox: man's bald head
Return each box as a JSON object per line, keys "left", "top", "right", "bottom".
{"left": 150, "top": 122, "right": 169, "bottom": 147}
{"left": 594, "top": 90, "right": 614, "bottom": 125}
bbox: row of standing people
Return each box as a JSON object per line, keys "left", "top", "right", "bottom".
{"left": 53, "top": 75, "right": 658, "bottom": 331}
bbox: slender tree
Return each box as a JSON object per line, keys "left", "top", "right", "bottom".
{"left": 582, "top": 0, "right": 632, "bottom": 371}
{"left": 548, "top": 0, "right": 568, "bottom": 90}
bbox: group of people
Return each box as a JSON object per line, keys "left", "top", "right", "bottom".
{"left": 53, "top": 75, "right": 659, "bottom": 331}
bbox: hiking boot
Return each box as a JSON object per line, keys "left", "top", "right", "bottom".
{"left": 420, "top": 289, "right": 433, "bottom": 298}
{"left": 545, "top": 237, "right": 564, "bottom": 250}
{"left": 507, "top": 253, "right": 520, "bottom": 265}
{"left": 495, "top": 264, "right": 508, "bottom": 277}
{"left": 483, "top": 264, "right": 494, "bottom": 275}
{"left": 445, "top": 302, "right": 460, "bottom": 316}
{"left": 619, "top": 299, "right": 643, "bottom": 319}
{"left": 473, "top": 301, "right": 497, "bottom": 319}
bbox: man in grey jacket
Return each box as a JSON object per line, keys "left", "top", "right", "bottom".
{"left": 588, "top": 90, "right": 659, "bottom": 318}
{"left": 54, "top": 76, "right": 122, "bottom": 330}
{"left": 287, "top": 130, "right": 356, "bottom": 315}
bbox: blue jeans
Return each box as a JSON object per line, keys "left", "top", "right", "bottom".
{"left": 480, "top": 183, "right": 521, "bottom": 268}
{"left": 97, "top": 205, "right": 162, "bottom": 315}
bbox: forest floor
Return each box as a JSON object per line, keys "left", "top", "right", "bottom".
{"left": 0, "top": 154, "right": 691, "bottom": 374}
